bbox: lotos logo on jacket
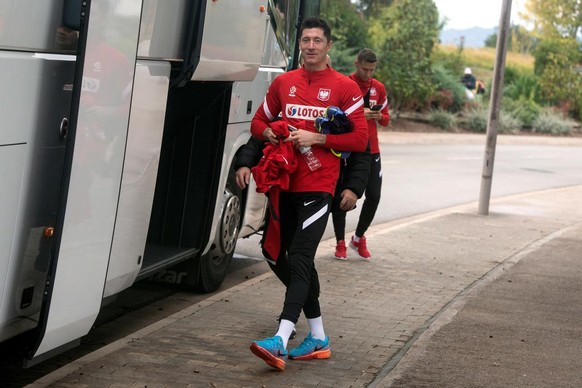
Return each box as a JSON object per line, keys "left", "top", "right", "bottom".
{"left": 318, "top": 88, "right": 331, "bottom": 101}
{"left": 286, "top": 104, "right": 326, "bottom": 121}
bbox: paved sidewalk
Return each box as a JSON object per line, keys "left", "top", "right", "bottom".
{"left": 384, "top": 222, "right": 582, "bottom": 388}
{"left": 29, "top": 185, "right": 582, "bottom": 387}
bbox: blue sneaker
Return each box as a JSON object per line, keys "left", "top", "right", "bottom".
{"left": 288, "top": 332, "right": 331, "bottom": 360}
{"left": 250, "top": 335, "right": 288, "bottom": 371}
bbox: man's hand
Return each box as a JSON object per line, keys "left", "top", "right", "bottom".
{"left": 235, "top": 167, "right": 252, "bottom": 190}
{"left": 262, "top": 127, "right": 280, "bottom": 145}
{"left": 339, "top": 189, "right": 357, "bottom": 211}
{"left": 285, "top": 129, "right": 326, "bottom": 148}
{"left": 364, "top": 108, "right": 382, "bottom": 121}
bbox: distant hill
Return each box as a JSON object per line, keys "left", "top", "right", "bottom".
{"left": 440, "top": 27, "right": 495, "bottom": 48}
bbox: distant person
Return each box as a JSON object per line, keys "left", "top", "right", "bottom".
{"left": 333, "top": 48, "right": 390, "bottom": 260}
{"left": 461, "top": 67, "right": 476, "bottom": 90}
{"left": 461, "top": 67, "right": 477, "bottom": 100}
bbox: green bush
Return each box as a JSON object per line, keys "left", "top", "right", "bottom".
{"left": 503, "top": 72, "right": 541, "bottom": 103}
{"left": 532, "top": 111, "right": 574, "bottom": 135}
{"left": 430, "top": 65, "right": 467, "bottom": 112}
{"left": 462, "top": 108, "right": 523, "bottom": 134}
{"left": 463, "top": 108, "right": 488, "bottom": 133}
{"left": 502, "top": 66, "right": 521, "bottom": 85}
{"left": 535, "top": 38, "right": 582, "bottom": 113}
{"left": 503, "top": 97, "right": 541, "bottom": 128}
{"left": 429, "top": 109, "right": 457, "bottom": 130}
{"left": 498, "top": 111, "right": 523, "bottom": 134}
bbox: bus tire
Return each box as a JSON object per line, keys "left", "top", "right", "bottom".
{"left": 192, "top": 171, "right": 242, "bottom": 292}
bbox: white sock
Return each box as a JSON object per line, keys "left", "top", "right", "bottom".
{"left": 307, "top": 316, "right": 326, "bottom": 340}
{"left": 275, "top": 319, "right": 295, "bottom": 348}
{"left": 353, "top": 235, "right": 360, "bottom": 243}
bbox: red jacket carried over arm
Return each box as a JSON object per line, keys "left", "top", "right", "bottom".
{"left": 251, "top": 121, "right": 297, "bottom": 262}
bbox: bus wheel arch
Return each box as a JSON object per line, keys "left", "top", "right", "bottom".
{"left": 186, "top": 168, "right": 242, "bottom": 292}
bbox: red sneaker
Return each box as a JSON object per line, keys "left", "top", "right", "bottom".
{"left": 334, "top": 240, "right": 347, "bottom": 260}
{"left": 350, "top": 235, "right": 371, "bottom": 259}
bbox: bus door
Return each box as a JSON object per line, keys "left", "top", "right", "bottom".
{"left": 0, "top": 0, "right": 84, "bottom": 361}
{"left": 26, "top": 0, "right": 143, "bottom": 364}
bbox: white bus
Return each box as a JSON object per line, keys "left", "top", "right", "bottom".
{"left": 0, "top": 0, "right": 319, "bottom": 366}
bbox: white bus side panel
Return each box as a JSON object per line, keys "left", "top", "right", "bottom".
{"left": 104, "top": 61, "right": 170, "bottom": 298}
{"left": 137, "top": 0, "right": 187, "bottom": 60}
{"left": 192, "top": 0, "right": 268, "bottom": 81}
{"left": 232, "top": 21, "right": 287, "bottom": 237}
{"left": 0, "top": 147, "right": 27, "bottom": 339}
{"left": 0, "top": 51, "right": 74, "bottom": 342}
{"left": 201, "top": 64, "right": 276, "bottom": 252}
{"left": 0, "top": 52, "right": 49, "bottom": 145}
{"left": 0, "top": 0, "right": 70, "bottom": 53}
{"left": 33, "top": 0, "right": 142, "bottom": 359}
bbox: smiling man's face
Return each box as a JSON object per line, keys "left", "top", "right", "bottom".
{"left": 299, "top": 27, "right": 331, "bottom": 71}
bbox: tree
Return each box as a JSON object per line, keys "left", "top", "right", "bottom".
{"left": 353, "top": 0, "right": 394, "bottom": 18}
{"left": 533, "top": 37, "right": 580, "bottom": 75}
{"left": 535, "top": 38, "right": 582, "bottom": 116}
{"left": 524, "top": 0, "right": 582, "bottom": 39}
{"left": 484, "top": 32, "right": 498, "bottom": 48}
{"left": 320, "top": 0, "right": 368, "bottom": 74}
{"left": 369, "top": 0, "right": 440, "bottom": 113}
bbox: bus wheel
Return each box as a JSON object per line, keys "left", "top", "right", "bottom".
{"left": 192, "top": 175, "right": 242, "bottom": 292}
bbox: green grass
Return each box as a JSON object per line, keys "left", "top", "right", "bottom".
{"left": 438, "top": 45, "right": 534, "bottom": 86}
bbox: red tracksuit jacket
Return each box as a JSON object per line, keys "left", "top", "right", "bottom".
{"left": 349, "top": 74, "right": 390, "bottom": 154}
{"left": 251, "top": 65, "right": 369, "bottom": 195}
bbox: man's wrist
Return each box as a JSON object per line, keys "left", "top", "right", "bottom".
{"left": 315, "top": 133, "right": 326, "bottom": 145}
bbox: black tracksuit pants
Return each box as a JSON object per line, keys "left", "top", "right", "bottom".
{"left": 265, "top": 191, "right": 331, "bottom": 324}
{"left": 333, "top": 153, "right": 382, "bottom": 241}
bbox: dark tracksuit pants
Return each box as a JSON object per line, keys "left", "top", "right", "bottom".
{"left": 265, "top": 191, "right": 331, "bottom": 323}
{"left": 332, "top": 153, "right": 382, "bottom": 241}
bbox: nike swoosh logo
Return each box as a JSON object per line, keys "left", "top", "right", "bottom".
{"left": 304, "top": 200, "right": 316, "bottom": 206}
{"left": 352, "top": 96, "right": 361, "bottom": 101}
{"left": 314, "top": 345, "right": 325, "bottom": 351}
{"left": 375, "top": 157, "right": 380, "bottom": 162}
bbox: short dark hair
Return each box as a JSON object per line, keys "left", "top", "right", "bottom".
{"left": 356, "top": 48, "right": 378, "bottom": 64}
{"left": 300, "top": 16, "right": 331, "bottom": 42}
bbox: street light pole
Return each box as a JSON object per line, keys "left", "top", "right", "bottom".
{"left": 478, "top": 0, "right": 513, "bottom": 215}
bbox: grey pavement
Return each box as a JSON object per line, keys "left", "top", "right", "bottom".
{"left": 26, "top": 182, "right": 582, "bottom": 388}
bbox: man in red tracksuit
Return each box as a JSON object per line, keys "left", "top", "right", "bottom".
{"left": 333, "top": 48, "right": 390, "bottom": 260}
{"left": 248, "top": 17, "right": 368, "bottom": 371}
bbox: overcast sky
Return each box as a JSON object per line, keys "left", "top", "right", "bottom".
{"left": 433, "top": 0, "right": 526, "bottom": 30}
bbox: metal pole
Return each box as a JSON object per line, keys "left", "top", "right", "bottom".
{"left": 478, "top": 0, "right": 512, "bottom": 215}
